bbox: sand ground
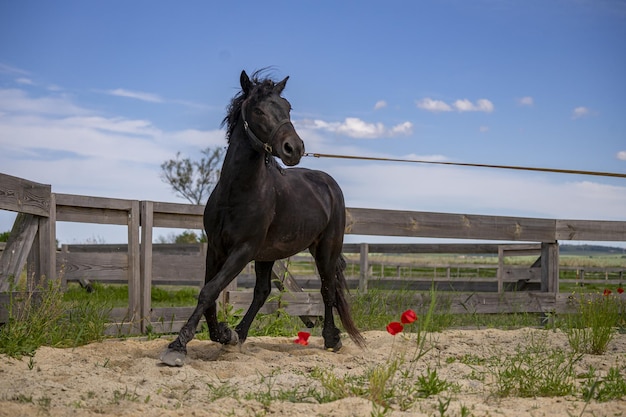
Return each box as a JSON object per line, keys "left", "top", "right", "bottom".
{"left": 1, "top": 328, "right": 625, "bottom": 416}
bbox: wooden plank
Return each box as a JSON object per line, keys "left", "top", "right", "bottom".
{"left": 360, "top": 279, "right": 539, "bottom": 292}
{"left": 345, "top": 207, "right": 557, "bottom": 241}
{"left": 0, "top": 173, "right": 51, "bottom": 217}
{"left": 502, "top": 266, "right": 541, "bottom": 281}
{"left": 228, "top": 291, "right": 325, "bottom": 316}
{"left": 229, "top": 291, "right": 557, "bottom": 316}
{"left": 500, "top": 244, "right": 541, "bottom": 257}
{"left": 152, "top": 201, "right": 205, "bottom": 215}
{"left": 55, "top": 194, "right": 136, "bottom": 225}
{"left": 145, "top": 306, "right": 201, "bottom": 334}
{"left": 152, "top": 254, "right": 205, "bottom": 285}
{"left": 556, "top": 219, "right": 626, "bottom": 241}
{"left": 446, "top": 292, "right": 558, "bottom": 314}
{"left": 0, "top": 213, "right": 39, "bottom": 291}
{"left": 271, "top": 260, "right": 319, "bottom": 325}
{"left": 58, "top": 251, "right": 128, "bottom": 282}
{"left": 271, "top": 260, "right": 304, "bottom": 293}
{"left": 152, "top": 212, "right": 204, "bottom": 229}
{"left": 55, "top": 193, "right": 135, "bottom": 211}
{"left": 342, "top": 243, "right": 502, "bottom": 254}
{"left": 122, "top": 289, "right": 559, "bottom": 336}
{"left": 55, "top": 205, "right": 129, "bottom": 225}
{"left": 151, "top": 201, "right": 204, "bottom": 229}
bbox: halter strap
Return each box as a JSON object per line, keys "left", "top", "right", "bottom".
{"left": 241, "top": 101, "right": 293, "bottom": 156}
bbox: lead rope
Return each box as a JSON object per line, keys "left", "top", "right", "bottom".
{"left": 303, "top": 152, "right": 626, "bottom": 179}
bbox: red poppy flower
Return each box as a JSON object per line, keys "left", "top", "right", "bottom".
{"left": 603, "top": 289, "right": 612, "bottom": 296}
{"left": 386, "top": 322, "right": 403, "bottom": 336}
{"left": 294, "top": 331, "right": 310, "bottom": 346}
{"left": 618, "top": 287, "right": 624, "bottom": 294}
{"left": 401, "top": 309, "right": 417, "bottom": 324}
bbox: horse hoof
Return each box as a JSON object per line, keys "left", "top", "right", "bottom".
{"left": 160, "top": 348, "right": 186, "bottom": 367}
{"left": 228, "top": 330, "right": 239, "bottom": 346}
{"left": 325, "top": 340, "right": 342, "bottom": 353}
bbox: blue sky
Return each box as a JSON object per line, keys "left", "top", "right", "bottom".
{"left": 1, "top": 0, "right": 625, "bottom": 245}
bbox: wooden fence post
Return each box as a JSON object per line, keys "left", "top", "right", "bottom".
{"left": 497, "top": 246, "right": 504, "bottom": 293}
{"left": 127, "top": 200, "right": 141, "bottom": 333}
{"left": 541, "top": 242, "right": 559, "bottom": 293}
{"left": 359, "top": 243, "right": 369, "bottom": 293}
{"left": 140, "top": 201, "right": 153, "bottom": 333}
{"left": 26, "top": 194, "right": 56, "bottom": 288}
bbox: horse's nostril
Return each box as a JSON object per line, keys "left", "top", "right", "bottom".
{"left": 284, "top": 142, "right": 293, "bottom": 156}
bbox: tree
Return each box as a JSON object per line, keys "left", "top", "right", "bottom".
{"left": 160, "top": 146, "right": 225, "bottom": 205}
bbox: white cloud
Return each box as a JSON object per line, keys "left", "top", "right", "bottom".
{"left": 453, "top": 98, "right": 494, "bottom": 113}
{"left": 106, "top": 88, "right": 164, "bottom": 103}
{"left": 296, "top": 117, "right": 413, "bottom": 139}
{"left": 337, "top": 118, "right": 386, "bottom": 138}
{"left": 479, "top": 126, "right": 489, "bottom": 133}
{"left": 518, "top": 96, "right": 534, "bottom": 106}
{"left": 0, "top": 88, "right": 90, "bottom": 116}
{"left": 390, "top": 121, "right": 413, "bottom": 136}
{"left": 572, "top": 106, "right": 590, "bottom": 119}
{"left": 0, "top": 62, "right": 30, "bottom": 75}
{"left": 0, "top": 88, "right": 227, "bottom": 203}
{"left": 400, "top": 153, "right": 448, "bottom": 162}
{"left": 416, "top": 98, "right": 452, "bottom": 112}
{"left": 417, "top": 97, "right": 494, "bottom": 113}
{"left": 617, "top": 151, "right": 626, "bottom": 161}
{"left": 374, "top": 100, "right": 387, "bottom": 110}
{"left": 16, "top": 77, "right": 34, "bottom": 85}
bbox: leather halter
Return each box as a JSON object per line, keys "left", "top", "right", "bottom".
{"left": 241, "top": 100, "right": 293, "bottom": 156}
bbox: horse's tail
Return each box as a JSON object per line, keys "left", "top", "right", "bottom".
{"left": 335, "top": 255, "right": 366, "bottom": 348}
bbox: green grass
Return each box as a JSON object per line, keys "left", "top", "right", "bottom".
{"left": 0, "top": 280, "right": 111, "bottom": 358}
{"left": 581, "top": 366, "right": 626, "bottom": 402}
{"left": 487, "top": 332, "right": 582, "bottom": 398}
{"left": 63, "top": 282, "right": 200, "bottom": 308}
{"left": 564, "top": 291, "right": 623, "bottom": 354}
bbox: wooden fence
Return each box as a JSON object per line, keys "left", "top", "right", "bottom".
{"left": 1, "top": 172, "right": 625, "bottom": 335}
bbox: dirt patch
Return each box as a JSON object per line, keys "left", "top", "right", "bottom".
{"left": 1, "top": 328, "right": 624, "bottom": 416}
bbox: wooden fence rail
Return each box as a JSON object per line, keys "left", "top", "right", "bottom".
{"left": 2, "top": 172, "right": 626, "bottom": 334}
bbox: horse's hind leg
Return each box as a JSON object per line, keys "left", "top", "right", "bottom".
{"left": 312, "top": 246, "right": 343, "bottom": 351}
{"left": 234, "top": 260, "right": 274, "bottom": 343}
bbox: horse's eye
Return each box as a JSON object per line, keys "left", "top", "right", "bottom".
{"left": 254, "top": 108, "right": 264, "bottom": 116}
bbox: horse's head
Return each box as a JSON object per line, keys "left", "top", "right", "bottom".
{"left": 239, "top": 70, "right": 304, "bottom": 166}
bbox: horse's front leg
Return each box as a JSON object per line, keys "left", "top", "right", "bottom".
{"left": 234, "top": 260, "right": 274, "bottom": 343}
{"left": 160, "top": 249, "right": 252, "bottom": 366}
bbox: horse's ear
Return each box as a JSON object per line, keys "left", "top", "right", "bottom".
{"left": 275, "top": 76, "right": 289, "bottom": 94}
{"left": 240, "top": 70, "right": 252, "bottom": 94}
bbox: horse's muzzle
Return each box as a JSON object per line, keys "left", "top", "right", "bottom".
{"left": 278, "top": 135, "right": 305, "bottom": 166}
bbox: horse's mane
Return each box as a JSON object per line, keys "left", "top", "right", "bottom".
{"left": 221, "top": 69, "right": 280, "bottom": 144}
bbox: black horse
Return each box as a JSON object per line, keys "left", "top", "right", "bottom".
{"left": 160, "top": 70, "right": 364, "bottom": 366}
